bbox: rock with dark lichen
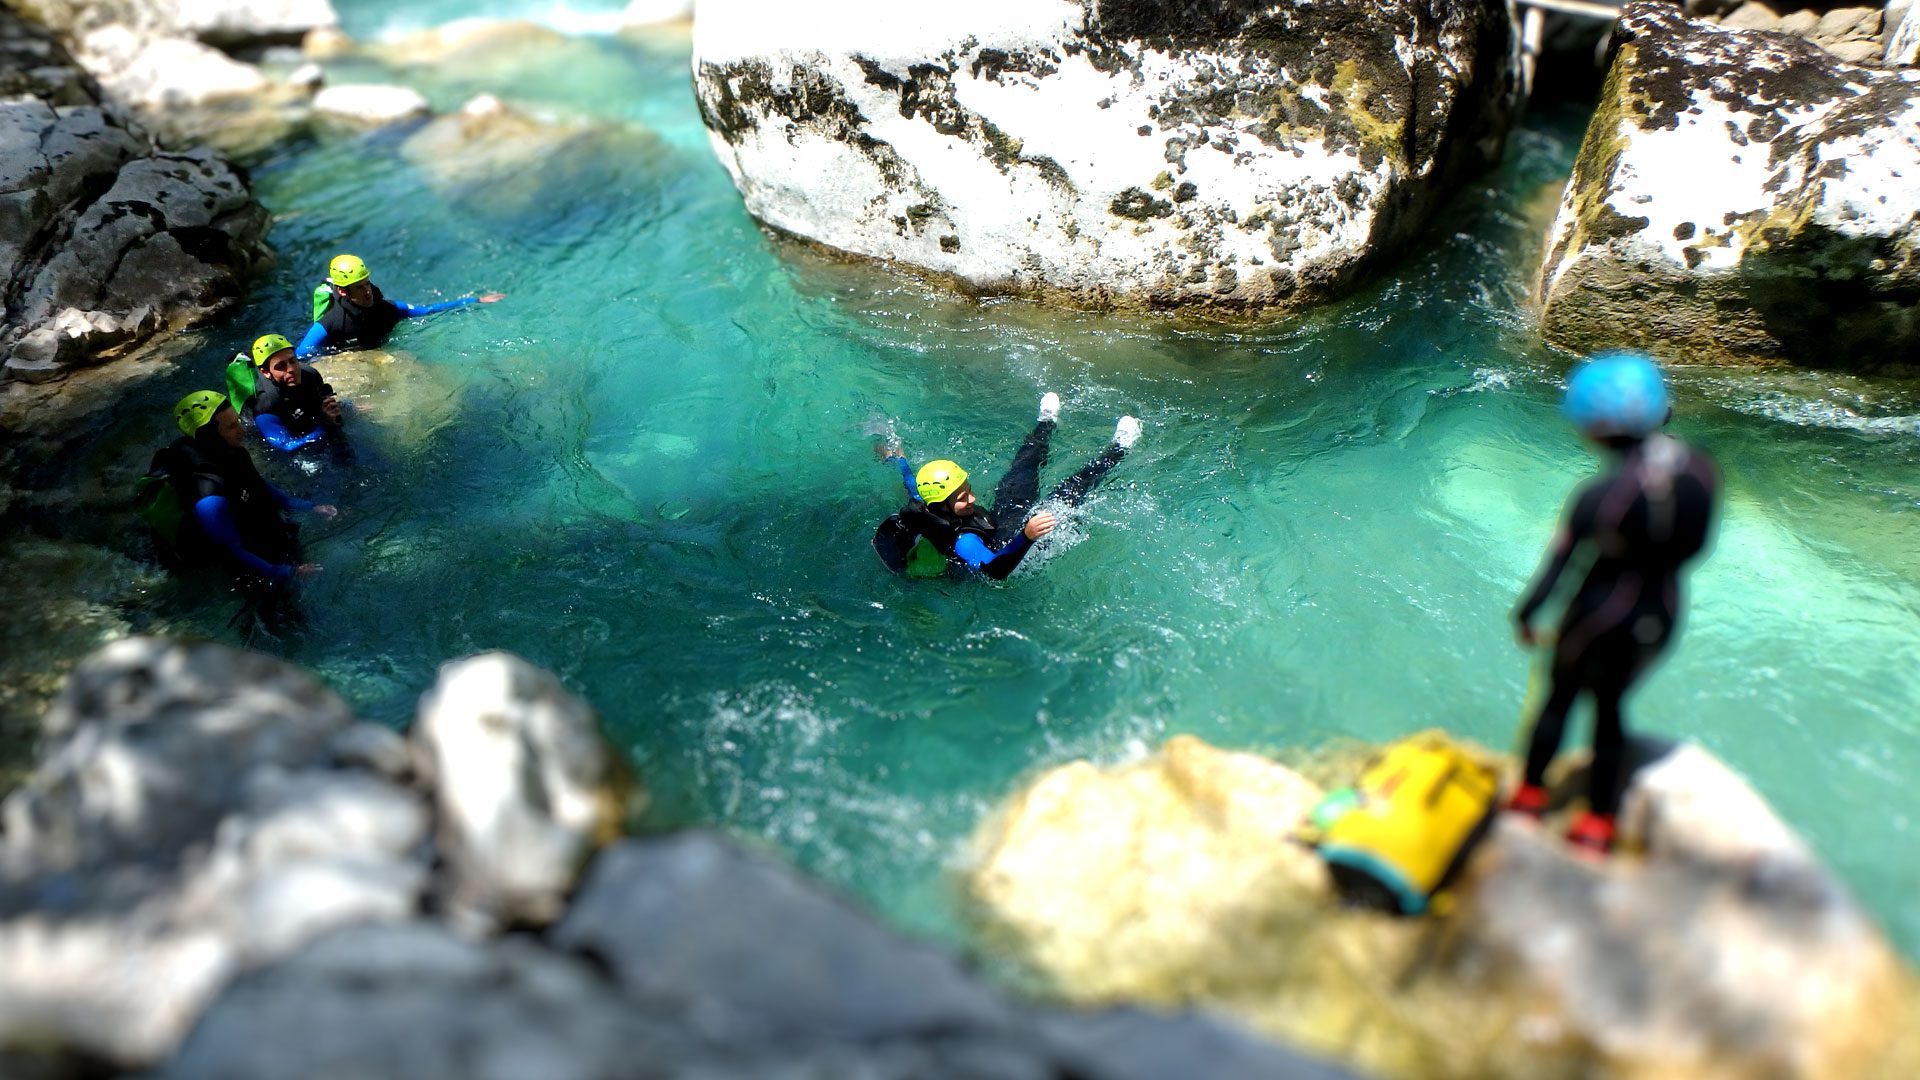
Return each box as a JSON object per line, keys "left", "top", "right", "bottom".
{"left": 1538, "top": 2, "right": 1920, "bottom": 369}
{"left": 693, "top": 0, "right": 1519, "bottom": 315}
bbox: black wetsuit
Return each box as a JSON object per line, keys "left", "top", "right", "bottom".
{"left": 1514, "top": 434, "right": 1719, "bottom": 815}
{"left": 246, "top": 364, "right": 337, "bottom": 450}
{"left": 875, "top": 419, "right": 1127, "bottom": 579}
{"left": 149, "top": 434, "right": 305, "bottom": 582}
{"left": 316, "top": 284, "right": 406, "bottom": 351}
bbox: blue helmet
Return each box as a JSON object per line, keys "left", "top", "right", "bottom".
{"left": 1562, "top": 351, "right": 1670, "bottom": 438}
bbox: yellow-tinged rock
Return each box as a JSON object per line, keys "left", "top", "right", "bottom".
{"left": 967, "top": 734, "right": 1920, "bottom": 1080}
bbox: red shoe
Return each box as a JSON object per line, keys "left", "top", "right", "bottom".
{"left": 1506, "top": 783, "right": 1550, "bottom": 819}
{"left": 1566, "top": 811, "right": 1616, "bottom": 856}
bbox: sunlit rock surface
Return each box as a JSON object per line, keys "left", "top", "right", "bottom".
{"left": 0, "top": 639, "right": 429, "bottom": 1067}
{"left": 413, "top": 652, "right": 632, "bottom": 931}
{"left": 693, "top": 0, "right": 1519, "bottom": 314}
{"left": 967, "top": 735, "right": 1920, "bottom": 1079}
{"left": 1537, "top": 2, "right": 1920, "bottom": 368}
{"left": 14, "top": 0, "right": 337, "bottom": 48}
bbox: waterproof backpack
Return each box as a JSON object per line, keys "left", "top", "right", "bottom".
{"left": 311, "top": 282, "right": 334, "bottom": 324}
{"left": 872, "top": 513, "right": 954, "bottom": 578}
{"left": 134, "top": 449, "right": 189, "bottom": 550}
{"left": 1305, "top": 731, "right": 1500, "bottom": 915}
{"left": 224, "top": 354, "right": 257, "bottom": 414}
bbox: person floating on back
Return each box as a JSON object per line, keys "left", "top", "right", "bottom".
{"left": 137, "top": 391, "right": 337, "bottom": 589}
{"left": 296, "top": 253, "right": 505, "bottom": 358}
{"left": 873, "top": 393, "right": 1141, "bottom": 580}
{"left": 1508, "top": 352, "right": 1719, "bottom": 854}
{"left": 227, "top": 333, "right": 345, "bottom": 452}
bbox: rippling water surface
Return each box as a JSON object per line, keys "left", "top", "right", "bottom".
{"left": 6, "top": 0, "right": 1919, "bottom": 956}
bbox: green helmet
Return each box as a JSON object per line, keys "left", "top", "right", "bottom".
{"left": 173, "top": 390, "right": 226, "bottom": 437}
{"left": 251, "top": 333, "right": 294, "bottom": 367}
{"left": 328, "top": 253, "right": 370, "bottom": 287}
{"left": 915, "top": 460, "right": 969, "bottom": 504}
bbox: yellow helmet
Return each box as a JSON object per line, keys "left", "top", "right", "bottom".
{"left": 173, "top": 390, "right": 226, "bottom": 437}
{"left": 915, "top": 460, "right": 969, "bottom": 504}
{"left": 250, "top": 333, "right": 294, "bottom": 367}
{"left": 328, "top": 253, "right": 369, "bottom": 287}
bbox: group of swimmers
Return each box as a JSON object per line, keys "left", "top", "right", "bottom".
{"left": 143, "top": 259, "right": 1715, "bottom": 853}
{"left": 142, "top": 254, "right": 504, "bottom": 603}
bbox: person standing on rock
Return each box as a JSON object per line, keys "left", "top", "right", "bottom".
{"left": 141, "top": 391, "right": 337, "bottom": 590}
{"left": 872, "top": 393, "right": 1141, "bottom": 579}
{"left": 295, "top": 254, "right": 505, "bottom": 358}
{"left": 1508, "top": 352, "right": 1718, "bottom": 854}
{"left": 235, "top": 333, "right": 346, "bottom": 453}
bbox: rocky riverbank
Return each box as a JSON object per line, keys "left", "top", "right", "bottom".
{"left": 0, "top": 4, "right": 271, "bottom": 383}
{"left": 0, "top": 638, "right": 1353, "bottom": 1079}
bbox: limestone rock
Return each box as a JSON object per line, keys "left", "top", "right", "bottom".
{"left": 14, "top": 0, "right": 338, "bottom": 48}
{"left": 311, "top": 83, "right": 430, "bottom": 126}
{"left": 412, "top": 652, "right": 628, "bottom": 930}
{"left": 693, "top": 0, "right": 1519, "bottom": 314}
{"left": 0, "top": 7, "right": 271, "bottom": 380}
{"left": 1813, "top": 6, "right": 1881, "bottom": 43}
{"left": 1823, "top": 38, "right": 1886, "bottom": 64}
{"left": 553, "top": 833, "right": 1014, "bottom": 1043}
{"left": 1890, "top": 0, "right": 1920, "bottom": 65}
{"left": 161, "top": 923, "right": 676, "bottom": 1080}
{"left": 368, "top": 18, "right": 570, "bottom": 67}
{"left": 967, "top": 734, "right": 1330, "bottom": 1001}
{"left": 966, "top": 734, "right": 1920, "bottom": 1080}
{"left": 1537, "top": 2, "right": 1920, "bottom": 368}
{"left": 1719, "top": 2, "right": 1781, "bottom": 31}
{"left": 78, "top": 27, "right": 270, "bottom": 109}
{"left": 0, "top": 639, "right": 430, "bottom": 1067}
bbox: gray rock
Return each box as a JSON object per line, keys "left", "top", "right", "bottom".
{"left": 77, "top": 27, "right": 270, "bottom": 110}
{"left": 412, "top": 653, "right": 628, "bottom": 931}
{"left": 327, "top": 721, "right": 414, "bottom": 782}
{"left": 1039, "top": 1007, "right": 1356, "bottom": 1080}
{"left": 551, "top": 833, "right": 1015, "bottom": 1044}
{"left": 1537, "top": 2, "right": 1920, "bottom": 368}
{"left": 0, "top": 639, "right": 430, "bottom": 1067}
{"left": 162, "top": 922, "right": 678, "bottom": 1080}
{"left": 693, "top": 0, "right": 1519, "bottom": 315}
{"left": 0, "top": 6, "right": 271, "bottom": 381}
{"left": 1814, "top": 6, "right": 1881, "bottom": 42}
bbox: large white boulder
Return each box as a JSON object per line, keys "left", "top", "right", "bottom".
{"left": 411, "top": 653, "right": 630, "bottom": 931}
{"left": 1537, "top": 2, "right": 1920, "bottom": 367}
{"left": 312, "top": 83, "right": 431, "bottom": 126}
{"left": 77, "top": 26, "right": 269, "bottom": 110}
{"left": 15, "top": 0, "right": 337, "bottom": 47}
{"left": 693, "top": 0, "right": 1519, "bottom": 313}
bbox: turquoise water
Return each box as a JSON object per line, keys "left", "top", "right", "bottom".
{"left": 7, "top": 4, "right": 1920, "bottom": 957}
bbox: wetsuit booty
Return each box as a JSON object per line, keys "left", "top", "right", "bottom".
{"left": 1566, "top": 811, "right": 1616, "bottom": 856}
{"left": 1506, "top": 783, "right": 1550, "bottom": 819}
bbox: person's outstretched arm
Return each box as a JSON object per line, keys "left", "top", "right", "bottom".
{"left": 893, "top": 455, "right": 918, "bottom": 503}
{"left": 295, "top": 323, "right": 328, "bottom": 359}
{"left": 193, "top": 496, "right": 293, "bottom": 581}
{"left": 255, "top": 413, "right": 326, "bottom": 452}
{"left": 394, "top": 296, "right": 479, "bottom": 318}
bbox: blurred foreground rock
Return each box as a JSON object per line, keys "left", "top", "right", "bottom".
{"left": 2, "top": 639, "right": 1348, "bottom": 1078}
{"left": 1538, "top": 2, "right": 1920, "bottom": 368}
{"left": 0, "top": 8, "right": 271, "bottom": 384}
{"left": 694, "top": 0, "right": 1519, "bottom": 314}
{"left": 967, "top": 734, "right": 1920, "bottom": 1079}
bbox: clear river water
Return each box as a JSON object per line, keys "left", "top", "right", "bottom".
{"left": 4, "top": 0, "right": 1917, "bottom": 958}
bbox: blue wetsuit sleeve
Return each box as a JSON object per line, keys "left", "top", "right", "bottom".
{"left": 295, "top": 323, "right": 328, "bottom": 359}
{"left": 195, "top": 497, "right": 291, "bottom": 581}
{"left": 894, "top": 457, "right": 917, "bottom": 502}
{"left": 255, "top": 413, "right": 325, "bottom": 452}
{"left": 265, "top": 483, "right": 314, "bottom": 513}
{"left": 954, "top": 532, "right": 1035, "bottom": 580}
{"left": 395, "top": 296, "right": 479, "bottom": 318}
